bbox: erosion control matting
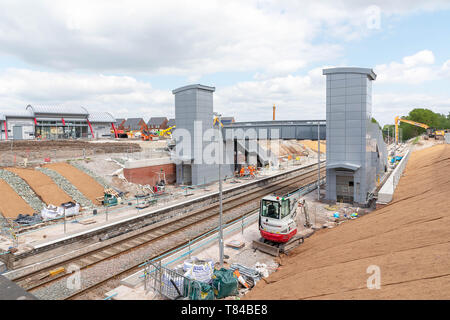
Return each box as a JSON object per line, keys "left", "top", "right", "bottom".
{"left": 0, "top": 179, "right": 35, "bottom": 218}
{"left": 6, "top": 168, "right": 73, "bottom": 206}
{"left": 245, "top": 144, "right": 450, "bottom": 300}
{"left": 43, "top": 162, "right": 104, "bottom": 205}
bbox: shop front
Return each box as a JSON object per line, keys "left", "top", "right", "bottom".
{"left": 35, "top": 119, "right": 89, "bottom": 140}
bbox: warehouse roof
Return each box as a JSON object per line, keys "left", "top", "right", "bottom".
{"left": 3, "top": 109, "right": 34, "bottom": 118}
{"left": 88, "top": 112, "right": 116, "bottom": 123}
{"left": 26, "top": 105, "right": 89, "bottom": 116}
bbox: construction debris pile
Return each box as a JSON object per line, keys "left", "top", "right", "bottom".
{"left": 146, "top": 256, "right": 271, "bottom": 300}
{"left": 321, "top": 204, "right": 367, "bottom": 228}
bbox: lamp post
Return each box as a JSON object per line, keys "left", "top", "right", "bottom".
{"left": 63, "top": 206, "right": 66, "bottom": 234}
{"left": 317, "top": 121, "right": 321, "bottom": 201}
{"left": 214, "top": 112, "right": 224, "bottom": 267}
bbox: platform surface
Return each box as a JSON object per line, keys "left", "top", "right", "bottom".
{"left": 0, "top": 275, "right": 37, "bottom": 300}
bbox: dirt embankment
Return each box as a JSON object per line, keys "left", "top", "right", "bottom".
{"left": 301, "top": 140, "right": 326, "bottom": 154}
{"left": 44, "top": 162, "right": 105, "bottom": 205}
{"left": 245, "top": 144, "right": 450, "bottom": 300}
{"left": 0, "top": 179, "right": 34, "bottom": 218}
{"left": 259, "top": 139, "right": 326, "bottom": 158}
{"left": 0, "top": 140, "right": 143, "bottom": 166}
{"left": 0, "top": 140, "right": 141, "bottom": 153}
{"left": 6, "top": 168, "right": 73, "bottom": 206}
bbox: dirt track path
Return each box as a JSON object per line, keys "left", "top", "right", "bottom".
{"left": 0, "top": 179, "right": 34, "bottom": 218}
{"left": 301, "top": 140, "right": 326, "bottom": 153}
{"left": 245, "top": 144, "right": 450, "bottom": 300}
{"left": 6, "top": 168, "right": 73, "bottom": 206}
{"left": 43, "top": 162, "right": 104, "bottom": 205}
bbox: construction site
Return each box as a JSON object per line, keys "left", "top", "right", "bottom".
{"left": 0, "top": 67, "right": 449, "bottom": 302}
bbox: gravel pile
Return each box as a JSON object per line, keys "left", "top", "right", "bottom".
{"left": 0, "top": 169, "right": 44, "bottom": 212}
{"left": 36, "top": 167, "right": 94, "bottom": 209}
{"left": 70, "top": 161, "right": 110, "bottom": 188}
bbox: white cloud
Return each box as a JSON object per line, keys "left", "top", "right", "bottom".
{"left": 0, "top": 68, "right": 173, "bottom": 120}
{"left": 0, "top": 0, "right": 448, "bottom": 77}
{"left": 374, "top": 50, "right": 447, "bottom": 84}
{"left": 441, "top": 59, "right": 450, "bottom": 72}
{"left": 403, "top": 50, "right": 435, "bottom": 66}
{"left": 373, "top": 92, "right": 450, "bottom": 125}
{"left": 215, "top": 68, "right": 326, "bottom": 121}
{"left": 0, "top": 2, "right": 449, "bottom": 126}
{"left": 215, "top": 50, "right": 450, "bottom": 126}
{"left": 0, "top": 58, "right": 448, "bottom": 128}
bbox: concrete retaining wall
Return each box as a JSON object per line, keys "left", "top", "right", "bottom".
{"left": 377, "top": 149, "right": 411, "bottom": 204}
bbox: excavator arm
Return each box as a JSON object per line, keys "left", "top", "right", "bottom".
{"left": 394, "top": 116, "right": 430, "bottom": 143}
{"left": 159, "top": 125, "right": 176, "bottom": 137}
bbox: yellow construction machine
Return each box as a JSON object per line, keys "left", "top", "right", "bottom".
{"left": 159, "top": 125, "right": 176, "bottom": 138}
{"left": 394, "top": 116, "right": 434, "bottom": 143}
{"left": 434, "top": 129, "right": 449, "bottom": 140}
{"left": 213, "top": 116, "right": 224, "bottom": 127}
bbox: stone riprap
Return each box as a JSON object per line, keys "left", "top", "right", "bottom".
{"left": 36, "top": 167, "right": 94, "bottom": 209}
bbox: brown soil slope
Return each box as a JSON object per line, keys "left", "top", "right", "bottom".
{"left": 0, "top": 179, "right": 34, "bottom": 218}
{"left": 6, "top": 168, "right": 72, "bottom": 206}
{"left": 301, "top": 140, "right": 326, "bottom": 153}
{"left": 43, "top": 162, "right": 104, "bottom": 205}
{"left": 246, "top": 144, "right": 450, "bottom": 300}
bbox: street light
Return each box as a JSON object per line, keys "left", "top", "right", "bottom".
{"left": 317, "top": 121, "right": 320, "bottom": 201}
{"left": 213, "top": 112, "right": 224, "bottom": 267}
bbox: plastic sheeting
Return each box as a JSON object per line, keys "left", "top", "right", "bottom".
{"left": 40, "top": 202, "right": 80, "bottom": 221}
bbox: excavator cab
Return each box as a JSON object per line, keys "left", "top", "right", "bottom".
{"left": 261, "top": 199, "right": 280, "bottom": 219}
{"left": 259, "top": 195, "right": 298, "bottom": 243}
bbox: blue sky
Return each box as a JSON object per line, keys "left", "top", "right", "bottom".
{"left": 0, "top": 0, "right": 448, "bottom": 126}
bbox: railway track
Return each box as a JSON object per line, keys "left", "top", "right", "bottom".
{"left": 13, "top": 163, "right": 325, "bottom": 299}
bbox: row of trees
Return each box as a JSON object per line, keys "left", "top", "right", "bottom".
{"left": 382, "top": 108, "right": 450, "bottom": 141}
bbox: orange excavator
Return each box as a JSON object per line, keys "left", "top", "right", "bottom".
{"left": 140, "top": 123, "right": 158, "bottom": 141}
